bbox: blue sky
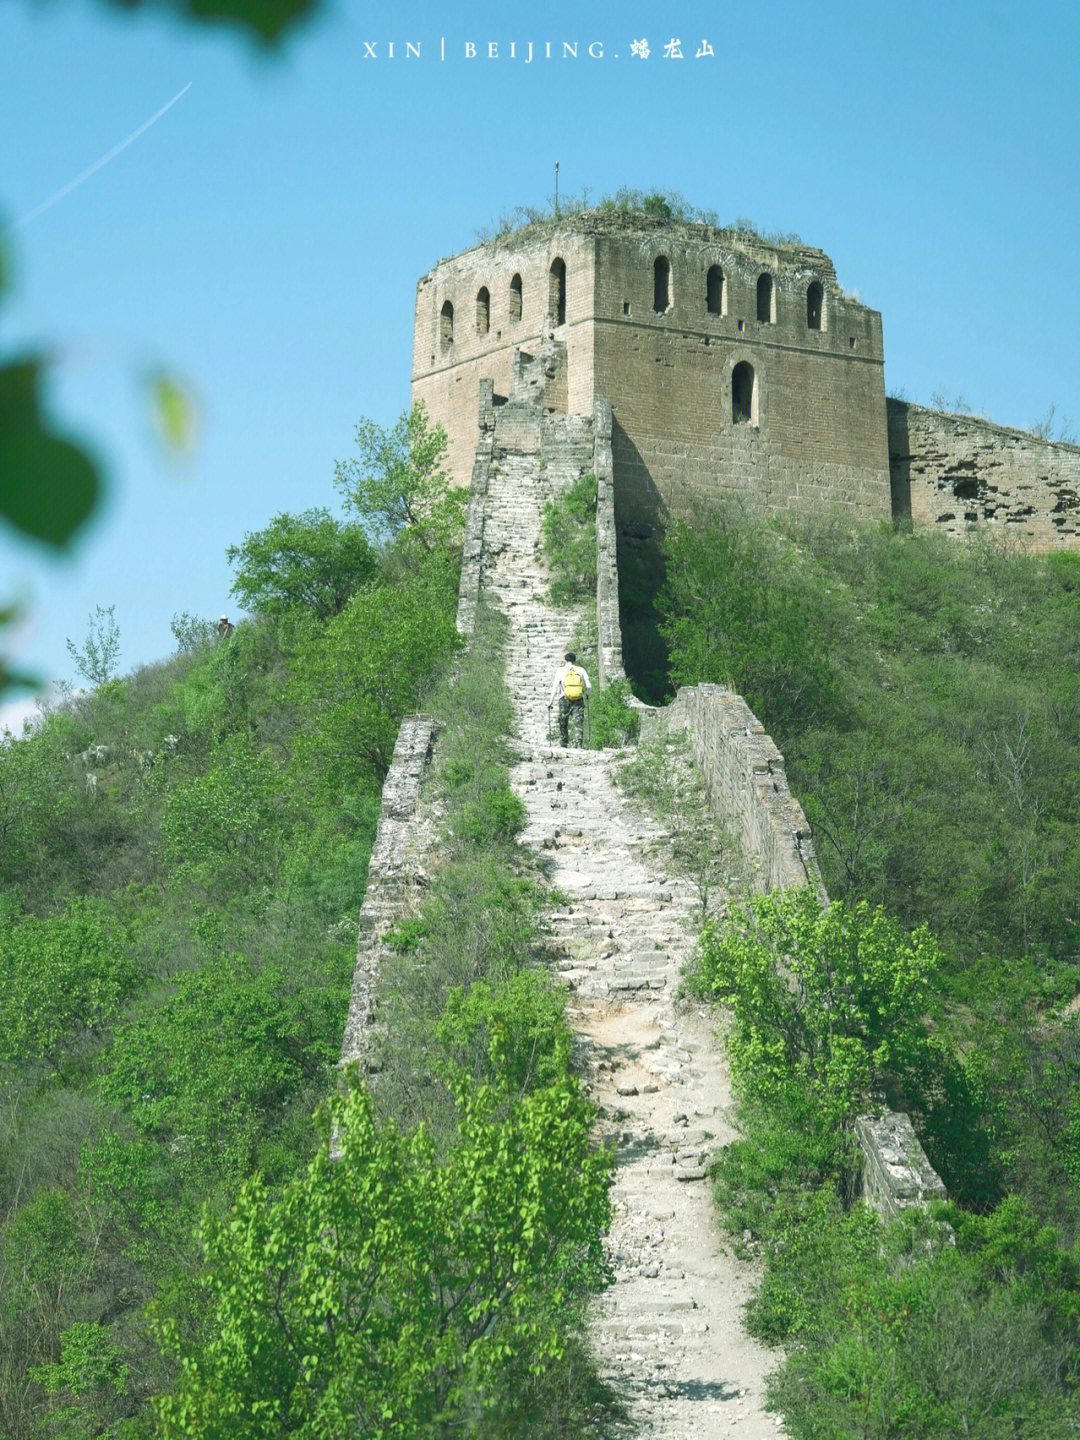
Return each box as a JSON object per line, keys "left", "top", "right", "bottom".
{"left": 2, "top": 0, "right": 1079, "bottom": 727}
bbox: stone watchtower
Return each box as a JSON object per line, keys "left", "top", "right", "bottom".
{"left": 412, "top": 209, "right": 892, "bottom": 545}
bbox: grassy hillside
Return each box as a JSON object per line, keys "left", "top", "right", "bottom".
{"left": 654, "top": 510, "right": 1080, "bottom": 982}
{"left": 1, "top": 404, "right": 616, "bottom": 1439}
{"left": 0, "top": 411, "right": 460, "bottom": 1436}
{"left": 640, "top": 507, "right": 1080, "bottom": 1437}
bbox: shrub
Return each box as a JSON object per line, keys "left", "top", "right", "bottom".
{"left": 660, "top": 516, "right": 838, "bottom": 733}
{"left": 154, "top": 1077, "right": 611, "bottom": 1440}
{"left": 0, "top": 895, "right": 139, "bottom": 1071}
{"left": 588, "top": 678, "right": 640, "bottom": 749}
{"left": 453, "top": 782, "right": 527, "bottom": 844}
{"left": 542, "top": 474, "right": 597, "bottom": 607}
{"left": 692, "top": 888, "right": 942, "bottom": 1124}
{"left": 435, "top": 971, "right": 573, "bottom": 1096}
{"left": 764, "top": 1197, "right": 1080, "bottom": 1438}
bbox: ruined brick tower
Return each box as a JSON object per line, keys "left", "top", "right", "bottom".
{"left": 413, "top": 208, "right": 1080, "bottom": 552}
{"left": 412, "top": 210, "right": 892, "bottom": 545}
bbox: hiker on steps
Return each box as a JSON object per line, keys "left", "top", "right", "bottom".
{"left": 549, "top": 651, "right": 591, "bottom": 748}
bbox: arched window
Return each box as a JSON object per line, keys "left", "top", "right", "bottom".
{"left": 807, "top": 281, "right": 823, "bottom": 331}
{"left": 509, "top": 273, "right": 523, "bottom": 322}
{"left": 756, "top": 273, "right": 774, "bottom": 324}
{"left": 549, "top": 258, "right": 566, "bottom": 326}
{"left": 476, "top": 287, "right": 490, "bottom": 336}
{"left": 732, "top": 361, "right": 756, "bottom": 425}
{"left": 440, "top": 300, "right": 454, "bottom": 351}
{"left": 653, "top": 255, "right": 671, "bottom": 313}
{"left": 706, "top": 265, "right": 725, "bottom": 316}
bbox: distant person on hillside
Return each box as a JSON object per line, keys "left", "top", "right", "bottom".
{"left": 217, "top": 615, "right": 234, "bottom": 640}
{"left": 549, "top": 651, "right": 591, "bottom": 748}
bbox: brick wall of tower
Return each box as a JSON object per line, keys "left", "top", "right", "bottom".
{"left": 412, "top": 216, "right": 891, "bottom": 531}
{"left": 412, "top": 230, "right": 596, "bottom": 486}
{"left": 589, "top": 232, "right": 891, "bottom": 535}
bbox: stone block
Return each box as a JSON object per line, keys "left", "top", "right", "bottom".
{"left": 856, "top": 1110, "right": 947, "bottom": 1220}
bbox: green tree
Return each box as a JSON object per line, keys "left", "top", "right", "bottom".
{"left": 154, "top": 1076, "right": 610, "bottom": 1438}
{"left": 28, "top": 1322, "right": 130, "bottom": 1440}
{"left": 160, "top": 735, "right": 286, "bottom": 893}
{"left": 1, "top": 1189, "right": 107, "bottom": 1436}
{"left": 170, "top": 611, "right": 217, "bottom": 654}
{"left": 0, "top": 894, "right": 138, "bottom": 1071}
{"left": 290, "top": 565, "right": 460, "bottom": 788}
{"left": 65, "top": 604, "right": 121, "bottom": 688}
{"left": 226, "top": 507, "right": 376, "bottom": 620}
{"left": 0, "top": 722, "right": 74, "bottom": 885}
{"left": 100, "top": 950, "right": 343, "bottom": 1182}
{"left": 333, "top": 402, "right": 465, "bottom": 555}
{"left": 693, "top": 888, "right": 943, "bottom": 1124}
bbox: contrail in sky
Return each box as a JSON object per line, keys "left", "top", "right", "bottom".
{"left": 12, "top": 82, "right": 193, "bottom": 230}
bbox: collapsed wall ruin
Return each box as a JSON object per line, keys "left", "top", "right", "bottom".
{"left": 889, "top": 399, "right": 1080, "bottom": 548}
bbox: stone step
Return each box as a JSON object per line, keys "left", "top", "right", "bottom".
{"left": 465, "top": 413, "right": 785, "bottom": 1438}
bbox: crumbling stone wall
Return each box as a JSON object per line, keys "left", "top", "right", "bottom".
{"left": 855, "top": 1112, "right": 948, "bottom": 1220}
{"left": 594, "top": 400, "right": 624, "bottom": 687}
{"left": 661, "top": 684, "right": 827, "bottom": 900}
{"left": 339, "top": 715, "right": 436, "bottom": 1073}
{"left": 455, "top": 381, "right": 495, "bottom": 638}
{"left": 889, "top": 399, "right": 1080, "bottom": 549}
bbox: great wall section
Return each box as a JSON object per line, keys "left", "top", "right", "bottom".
{"left": 339, "top": 342, "right": 946, "bottom": 1437}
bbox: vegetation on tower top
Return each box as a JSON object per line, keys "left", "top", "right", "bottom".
{"left": 475, "top": 186, "right": 809, "bottom": 256}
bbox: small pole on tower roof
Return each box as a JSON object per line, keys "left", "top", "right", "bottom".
{"left": 554, "top": 160, "right": 560, "bottom": 216}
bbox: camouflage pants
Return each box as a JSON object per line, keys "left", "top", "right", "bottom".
{"left": 558, "top": 696, "right": 585, "bottom": 747}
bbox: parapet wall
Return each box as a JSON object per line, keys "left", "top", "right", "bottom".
{"left": 854, "top": 1112, "right": 948, "bottom": 1220}
{"left": 594, "top": 400, "right": 625, "bottom": 687}
{"left": 339, "top": 715, "right": 436, "bottom": 1072}
{"left": 662, "top": 684, "right": 827, "bottom": 900}
{"left": 455, "top": 381, "right": 495, "bottom": 637}
{"left": 889, "top": 399, "right": 1080, "bottom": 549}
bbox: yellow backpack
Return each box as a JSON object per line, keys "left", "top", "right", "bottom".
{"left": 562, "top": 667, "right": 584, "bottom": 701}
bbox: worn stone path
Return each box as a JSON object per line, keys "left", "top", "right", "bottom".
{"left": 479, "top": 411, "right": 785, "bottom": 1437}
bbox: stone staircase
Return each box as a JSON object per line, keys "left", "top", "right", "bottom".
{"left": 477, "top": 405, "right": 786, "bottom": 1438}
{"left": 482, "top": 405, "right": 594, "bottom": 747}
